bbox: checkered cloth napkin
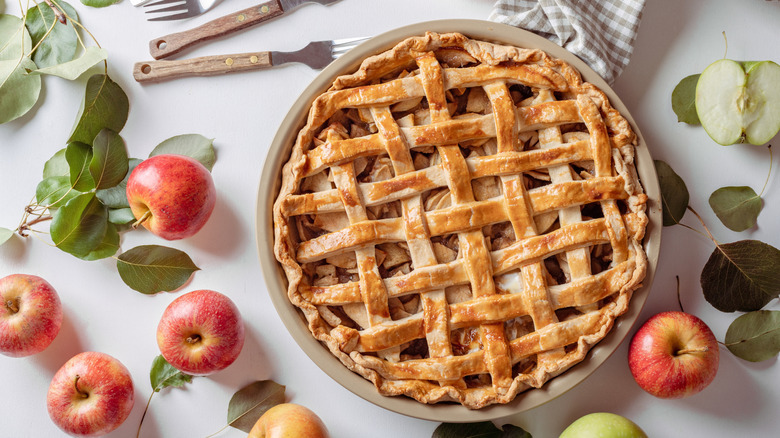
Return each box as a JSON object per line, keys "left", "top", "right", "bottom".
{"left": 489, "top": 0, "right": 646, "bottom": 84}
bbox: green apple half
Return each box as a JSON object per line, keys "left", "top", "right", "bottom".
{"left": 695, "top": 59, "right": 780, "bottom": 145}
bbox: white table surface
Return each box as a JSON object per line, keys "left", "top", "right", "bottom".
{"left": 2, "top": 0, "right": 779, "bottom": 436}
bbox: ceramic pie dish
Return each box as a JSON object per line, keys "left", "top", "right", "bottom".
{"left": 256, "top": 19, "right": 661, "bottom": 422}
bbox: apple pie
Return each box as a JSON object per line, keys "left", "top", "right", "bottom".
{"left": 273, "top": 31, "right": 648, "bottom": 409}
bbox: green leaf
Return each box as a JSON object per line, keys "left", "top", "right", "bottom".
{"left": 708, "top": 186, "right": 762, "bottom": 232}
{"left": 0, "top": 227, "right": 13, "bottom": 246}
{"left": 43, "top": 148, "right": 70, "bottom": 178}
{"left": 0, "top": 16, "right": 41, "bottom": 123}
{"left": 90, "top": 128, "right": 128, "bottom": 190}
{"left": 671, "top": 74, "right": 701, "bottom": 125}
{"left": 0, "top": 58, "right": 41, "bottom": 123}
{"left": 35, "top": 176, "right": 80, "bottom": 208}
{"left": 432, "top": 422, "right": 531, "bottom": 438}
{"left": 150, "top": 355, "right": 192, "bottom": 392}
{"left": 150, "top": 134, "right": 216, "bottom": 171}
{"left": 68, "top": 74, "right": 129, "bottom": 145}
{"left": 725, "top": 310, "right": 780, "bottom": 362}
{"left": 227, "top": 381, "right": 286, "bottom": 433}
{"left": 66, "top": 141, "right": 95, "bottom": 191}
{"left": 28, "top": 46, "right": 106, "bottom": 80}
{"left": 25, "top": 0, "right": 79, "bottom": 68}
{"left": 97, "top": 158, "right": 141, "bottom": 208}
{"left": 50, "top": 192, "right": 108, "bottom": 258}
{"left": 79, "top": 222, "right": 119, "bottom": 260}
{"left": 80, "top": 0, "right": 121, "bottom": 8}
{"left": 108, "top": 207, "right": 135, "bottom": 225}
{"left": 0, "top": 14, "right": 32, "bottom": 59}
{"left": 701, "top": 240, "right": 780, "bottom": 312}
{"left": 116, "top": 245, "right": 200, "bottom": 294}
{"left": 654, "top": 160, "right": 689, "bottom": 226}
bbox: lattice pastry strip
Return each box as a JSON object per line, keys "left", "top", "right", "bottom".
{"left": 273, "top": 32, "right": 649, "bottom": 409}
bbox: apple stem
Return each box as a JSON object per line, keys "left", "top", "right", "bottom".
{"left": 74, "top": 375, "right": 89, "bottom": 399}
{"left": 5, "top": 299, "right": 19, "bottom": 314}
{"left": 186, "top": 334, "right": 202, "bottom": 344}
{"left": 132, "top": 210, "right": 152, "bottom": 230}
{"left": 677, "top": 346, "right": 709, "bottom": 355}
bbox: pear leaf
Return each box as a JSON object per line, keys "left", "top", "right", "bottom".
{"left": 24, "top": 0, "right": 79, "bottom": 68}
{"left": 227, "top": 381, "right": 286, "bottom": 433}
{"left": 79, "top": 222, "right": 119, "bottom": 260}
{"left": 149, "top": 134, "right": 216, "bottom": 171}
{"left": 654, "top": 160, "right": 689, "bottom": 226}
{"left": 725, "top": 310, "right": 780, "bottom": 362}
{"left": 432, "top": 422, "right": 532, "bottom": 438}
{"left": 671, "top": 74, "right": 701, "bottom": 125}
{"left": 28, "top": 47, "right": 107, "bottom": 80}
{"left": 50, "top": 192, "right": 108, "bottom": 258}
{"left": 116, "top": 245, "right": 200, "bottom": 294}
{"left": 97, "top": 158, "right": 141, "bottom": 208}
{"left": 35, "top": 176, "right": 80, "bottom": 209}
{"left": 0, "top": 227, "right": 13, "bottom": 246}
{"left": 43, "top": 148, "right": 70, "bottom": 178}
{"left": 708, "top": 186, "right": 762, "bottom": 232}
{"left": 150, "top": 355, "right": 192, "bottom": 392}
{"left": 66, "top": 141, "right": 95, "bottom": 191}
{"left": 68, "top": 74, "right": 129, "bottom": 145}
{"left": 701, "top": 240, "right": 780, "bottom": 312}
{"left": 89, "top": 128, "right": 128, "bottom": 190}
{"left": 108, "top": 207, "right": 135, "bottom": 225}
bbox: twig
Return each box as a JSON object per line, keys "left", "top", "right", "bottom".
{"left": 44, "top": 0, "right": 67, "bottom": 24}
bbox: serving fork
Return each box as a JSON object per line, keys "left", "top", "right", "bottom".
{"left": 146, "top": 0, "right": 341, "bottom": 59}
{"left": 133, "top": 37, "right": 368, "bottom": 83}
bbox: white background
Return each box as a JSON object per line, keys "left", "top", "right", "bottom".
{"left": 1, "top": 0, "right": 779, "bottom": 436}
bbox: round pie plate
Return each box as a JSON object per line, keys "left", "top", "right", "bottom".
{"left": 256, "top": 19, "right": 662, "bottom": 423}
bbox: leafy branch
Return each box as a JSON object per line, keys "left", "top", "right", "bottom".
{"left": 655, "top": 159, "right": 780, "bottom": 361}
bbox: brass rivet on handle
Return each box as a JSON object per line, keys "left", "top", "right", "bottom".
{"left": 250, "top": 56, "right": 259, "bottom": 63}
{"left": 225, "top": 58, "right": 234, "bottom": 66}
{"left": 260, "top": 5, "right": 269, "bottom": 13}
{"left": 237, "top": 14, "right": 246, "bottom": 22}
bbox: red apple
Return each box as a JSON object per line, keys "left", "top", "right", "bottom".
{"left": 0, "top": 274, "right": 62, "bottom": 357}
{"left": 628, "top": 311, "right": 719, "bottom": 399}
{"left": 126, "top": 154, "right": 216, "bottom": 240}
{"left": 248, "top": 403, "right": 330, "bottom": 438}
{"left": 157, "top": 289, "right": 244, "bottom": 376}
{"left": 47, "top": 352, "right": 135, "bottom": 437}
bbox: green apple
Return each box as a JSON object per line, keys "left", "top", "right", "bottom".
{"left": 559, "top": 412, "right": 647, "bottom": 438}
{"left": 695, "top": 59, "right": 780, "bottom": 145}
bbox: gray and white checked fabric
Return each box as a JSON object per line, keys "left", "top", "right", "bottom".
{"left": 489, "top": 0, "right": 646, "bottom": 84}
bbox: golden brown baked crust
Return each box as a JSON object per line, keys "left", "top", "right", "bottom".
{"left": 273, "top": 31, "right": 648, "bottom": 409}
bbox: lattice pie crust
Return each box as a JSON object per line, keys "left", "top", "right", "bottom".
{"left": 273, "top": 32, "right": 648, "bottom": 409}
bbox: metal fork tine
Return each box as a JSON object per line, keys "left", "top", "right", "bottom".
{"left": 148, "top": 11, "right": 198, "bottom": 21}
{"left": 145, "top": 4, "right": 188, "bottom": 14}
{"left": 144, "top": 0, "right": 183, "bottom": 7}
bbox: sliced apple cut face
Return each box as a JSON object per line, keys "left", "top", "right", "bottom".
{"left": 744, "top": 61, "right": 780, "bottom": 145}
{"left": 696, "top": 59, "right": 780, "bottom": 145}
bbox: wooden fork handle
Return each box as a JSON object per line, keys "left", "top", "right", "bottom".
{"left": 149, "top": 0, "right": 284, "bottom": 59}
{"left": 133, "top": 51, "right": 273, "bottom": 82}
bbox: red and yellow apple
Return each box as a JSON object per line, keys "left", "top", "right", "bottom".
{"left": 126, "top": 154, "right": 216, "bottom": 240}
{"left": 628, "top": 311, "right": 719, "bottom": 399}
{"left": 248, "top": 403, "right": 330, "bottom": 438}
{"left": 0, "top": 274, "right": 62, "bottom": 357}
{"left": 46, "top": 351, "right": 135, "bottom": 437}
{"left": 156, "top": 289, "right": 244, "bottom": 376}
